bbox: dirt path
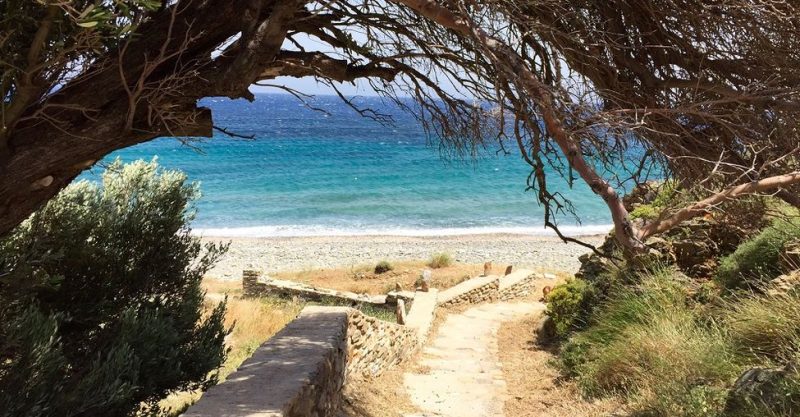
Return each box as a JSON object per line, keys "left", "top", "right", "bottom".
{"left": 402, "top": 302, "right": 545, "bottom": 417}
{"left": 498, "top": 313, "right": 622, "bottom": 417}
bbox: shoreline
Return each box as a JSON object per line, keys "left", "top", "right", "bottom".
{"left": 192, "top": 224, "right": 615, "bottom": 239}
{"left": 202, "top": 232, "right": 607, "bottom": 279}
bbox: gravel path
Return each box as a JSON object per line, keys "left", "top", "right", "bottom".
{"left": 403, "top": 302, "right": 546, "bottom": 417}
{"left": 203, "top": 234, "right": 604, "bottom": 279}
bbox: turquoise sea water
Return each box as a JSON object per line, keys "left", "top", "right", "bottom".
{"left": 93, "top": 93, "right": 613, "bottom": 237}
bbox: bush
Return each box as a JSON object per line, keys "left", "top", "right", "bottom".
{"left": 561, "top": 271, "right": 741, "bottom": 417}
{"left": 545, "top": 278, "right": 595, "bottom": 337}
{"left": 629, "top": 181, "right": 679, "bottom": 221}
{"left": 427, "top": 253, "right": 452, "bottom": 269}
{"left": 716, "top": 217, "right": 800, "bottom": 289}
{"left": 0, "top": 159, "right": 229, "bottom": 417}
{"left": 374, "top": 260, "right": 394, "bottom": 274}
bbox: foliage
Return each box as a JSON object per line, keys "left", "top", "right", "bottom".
{"left": 427, "top": 253, "right": 452, "bottom": 269}
{"left": 629, "top": 181, "right": 679, "bottom": 221}
{"left": 559, "top": 271, "right": 741, "bottom": 417}
{"left": 716, "top": 217, "right": 800, "bottom": 289}
{"left": 0, "top": 159, "right": 228, "bottom": 417}
{"left": 545, "top": 279, "right": 595, "bottom": 337}
{"left": 374, "top": 260, "right": 394, "bottom": 274}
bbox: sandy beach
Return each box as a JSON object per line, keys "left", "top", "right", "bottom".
{"left": 202, "top": 233, "right": 606, "bottom": 279}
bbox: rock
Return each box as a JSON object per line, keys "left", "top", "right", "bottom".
{"left": 504, "top": 265, "right": 513, "bottom": 276}
{"left": 395, "top": 282, "right": 403, "bottom": 292}
{"left": 575, "top": 252, "right": 612, "bottom": 281}
{"left": 767, "top": 270, "right": 800, "bottom": 296}
{"left": 781, "top": 239, "right": 800, "bottom": 272}
{"left": 395, "top": 299, "right": 407, "bottom": 325}
{"left": 483, "top": 261, "right": 493, "bottom": 277}
{"left": 725, "top": 361, "right": 799, "bottom": 413}
{"left": 417, "top": 270, "right": 432, "bottom": 292}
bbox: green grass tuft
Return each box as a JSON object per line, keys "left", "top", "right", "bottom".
{"left": 427, "top": 253, "right": 452, "bottom": 269}
{"left": 374, "top": 260, "right": 394, "bottom": 274}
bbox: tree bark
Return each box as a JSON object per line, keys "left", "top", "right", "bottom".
{"left": 638, "top": 172, "right": 800, "bottom": 239}
{"left": 0, "top": 0, "right": 286, "bottom": 236}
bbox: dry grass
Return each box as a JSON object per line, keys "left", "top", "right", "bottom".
{"left": 272, "top": 260, "right": 514, "bottom": 295}
{"left": 158, "top": 279, "right": 303, "bottom": 415}
{"left": 427, "top": 252, "right": 453, "bottom": 269}
{"left": 498, "top": 313, "right": 623, "bottom": 417}
{"left": 340, "top": 365, "right": 420, "bottom": 417}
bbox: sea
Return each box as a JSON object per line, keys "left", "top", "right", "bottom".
{"left": 89, "top": 93, "right": 614, "bottom": 237}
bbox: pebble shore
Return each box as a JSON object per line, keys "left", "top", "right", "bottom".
{"left": 202, "top": 233, "right": 606, "bottom": 280}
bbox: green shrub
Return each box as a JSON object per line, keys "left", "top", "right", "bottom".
{"left": 427, "top": 253, "right": 452, "bottom": 269}
{"left": 546, "top": 278, "right": 595, "bottom": 336}
{"left": 716, "top": 217, "right": 800, "bottom": 289}
{"left": 374, "top": 260, "right": 394, "bottom": 274}
{"left": 629, "top": 181, "right": 679, "bottom": 221}
{"left": 562, "top": 271, "right": 740, "bottom": 417}
{"left": 0, "top": 159, "right": 228, "bottom": 417}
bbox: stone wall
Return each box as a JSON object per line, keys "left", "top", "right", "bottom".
{"left": 183, "top": 297, "right": 436, "bottom": 416}
{"left": 437, "top": 275, "right": 500, "bottom": 307}
{"left": 498, "top": 270, "right": 546, "bottom": 300}
{"left": 242, "top": 269, "right": 267, "bottom": 298}
{"left": 242, "top": 270, "right": 385, "bottom": 305}
{"left": 182, "top": 306, "right": 349, "bottom": 417}
{"left": 345, "top": 309, "right": 419, "bottom": 379}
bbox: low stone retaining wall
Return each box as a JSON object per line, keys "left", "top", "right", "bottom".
{"left": 436, "top": 269, "right": 554, "bottom": 307}
{"left": 498, "top": 270, "right": 543, "bottom": 300}
{"left": 183, "top": 306, "right": 349, "bottom": 417}
{"left": 437, "top": 275, "right": 500, "bottom": 307}
{"left": 346, "top": 309, "right": 419, "bottom": 379}
{"left": 185, "top": 290, "right": 436, "bottom": 416}
{"left": 243, "top": 270, "right": 386, "bottom": 305}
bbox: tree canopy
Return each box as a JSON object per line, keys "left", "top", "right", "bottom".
{"left": 2, "top": 0, "right": 799, "bottom": 253}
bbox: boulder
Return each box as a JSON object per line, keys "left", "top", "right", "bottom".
{"left": 767, "top": 270, "right": 800, "bottom": 297}
{"left": 725, "top": 361, "right": 798, "bottom": 413}
{"left": 781, "top": 239, "right": 800, "bottom": 272}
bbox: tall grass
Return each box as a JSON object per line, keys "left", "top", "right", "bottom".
{"left": 560, "top": 271, "right": 741, "bottom": 417}
{"left": 725, "top": 292, "right": 800, "bottom": 362}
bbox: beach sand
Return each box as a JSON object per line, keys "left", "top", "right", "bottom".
{"left": 202, "top": 233, "right": 606, "bottom": 279}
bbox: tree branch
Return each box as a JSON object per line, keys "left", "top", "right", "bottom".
{"left": 639, "top": 172, "right": 800, "bottom": 239}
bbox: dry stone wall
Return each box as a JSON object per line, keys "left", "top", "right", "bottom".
{"left": 184, "top": 294, "right": 435, "bottom": 416}
{"left": 345, "top": 309, "right": 419, "bottom": 379}
{"left": 182, "top": 306, "right": 349, "bottom": 417}
{"left": 499, "top": 271, "right": 541, "bottom": 300}
{"left": 437, "top": 275, "right": 500, "bottom": 307}
{"left": 243, "top": 270, "right": 385, "bottom": 305}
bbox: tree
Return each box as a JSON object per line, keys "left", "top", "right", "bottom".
{"left": 2, "top": 0, "right": 799, "bottom": 255}
{"left": 0, "top": 159, "right": 228, "bottom": 417}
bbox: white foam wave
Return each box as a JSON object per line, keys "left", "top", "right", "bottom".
{"left": 192, "top": 224, "right": 613, "bottom": 238}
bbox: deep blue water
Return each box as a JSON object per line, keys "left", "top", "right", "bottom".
{"left": 89, "top": 93, "right": 612, "bottom": 236}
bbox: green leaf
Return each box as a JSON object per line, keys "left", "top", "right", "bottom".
{"left": 77, "top": 21, "right": 99, "bottom": 28}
